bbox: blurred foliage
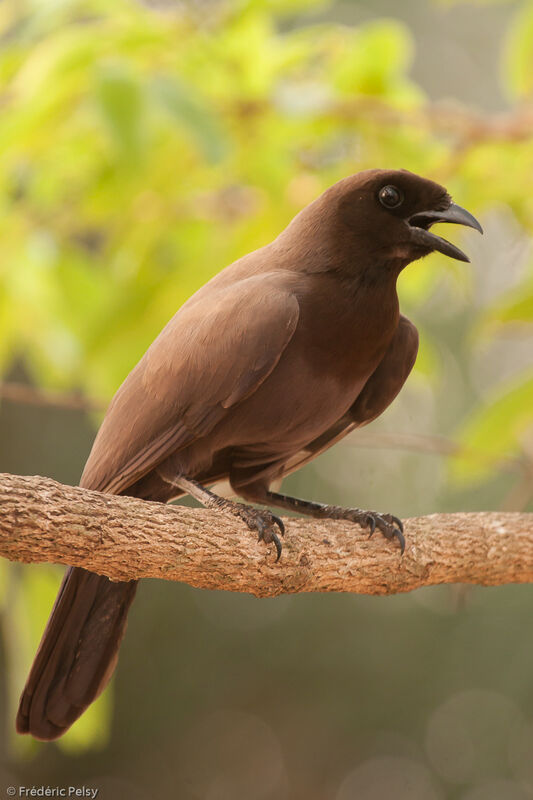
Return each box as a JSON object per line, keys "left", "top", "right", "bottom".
{"left": 1, "top": 0, "right": 533, "bottom": 770}
{"left": 0, "top": 0, "right": 532, "bottom": 460}
{"left": 503, "top": 1, "right": 533, "bottom": 99}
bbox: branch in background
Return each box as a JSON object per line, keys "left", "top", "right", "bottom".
{"left": 0, "top": 382, "right": 105, "bottom": 413}
{"left": 234, "top": 96, "right": 533, "bottom": 147}
{"left": 0, "top": 473, "right": 532, "bottom": 598}
{"left": 1, "top": 383, "right": 525, "bottom": 478}
{"left": 326, "top": 98, "right": 533, "bottom": 150}
{"left": 349, "top": 430, "right": 458, "bottom": 455}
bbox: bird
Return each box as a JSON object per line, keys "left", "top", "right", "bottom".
{"left": 16, "top": 168, "right": 482, "bottom": 740}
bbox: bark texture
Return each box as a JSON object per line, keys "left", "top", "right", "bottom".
{"left": 0, "top": 473, "right": 532, "bottom": 598}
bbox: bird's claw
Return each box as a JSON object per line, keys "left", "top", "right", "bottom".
{"left": 366, "top": 514, "right": 376, "bottom": 536}
{"left": 240, "top": 507, "right": 284, "bottom": 561}
{"left": 367, "top": 511, "right": 405, "bottom": 554}
{"left": 394, "top": 527, "right": 406, "bottom": 555}
{"left": 355, "top": 509, "right": 405, "bottom": 554}
{"left": 390, "top": 514, "right": 404, "bottom": 534}
{"left": 272, "top": 513, "right": 285, "bottom": 538}
{"left": 324, "top": 504, "right": 405, "bottom": 553}
{"left": 258, "top": 528, "right": 282, "bottom": 562}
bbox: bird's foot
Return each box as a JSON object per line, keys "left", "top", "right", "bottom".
{"left": 323, "top": 506, "right": 405, "bottom": 554}
{"left": 214, "top": 498, "right": 285, "bottom": 561}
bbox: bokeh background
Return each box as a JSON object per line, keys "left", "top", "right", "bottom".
{"left": 1, "top": 0, "right": 533, "bottom": 797}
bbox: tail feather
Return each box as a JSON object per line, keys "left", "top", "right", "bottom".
{"left": 16, "top": 566, "right": 137, "bottom": 741}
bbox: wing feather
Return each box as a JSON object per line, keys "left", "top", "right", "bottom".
{"left": 81, "top": 274, "right": 299, "bottom": 494}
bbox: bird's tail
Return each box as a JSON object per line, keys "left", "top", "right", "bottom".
{"left": 16, "top": 566, "right": 138, "bottom": 741}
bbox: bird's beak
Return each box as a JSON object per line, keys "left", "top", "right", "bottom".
{"left": 407, "top": 203, "right": 483, "bottom": 263}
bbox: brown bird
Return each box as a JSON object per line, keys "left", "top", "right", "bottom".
{"left": 16, "top": 169, "right": 482, "bottom": 740}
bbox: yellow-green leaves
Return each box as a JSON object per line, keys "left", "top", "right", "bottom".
{"left": 152, "top": 76, "right": 229, "bottom": 164}
{"left": 483, "top": 279, "right": 533, "bottom": 327}
{"left": 452, "top": 374, "right": 533, "bottom": 483}
{"left": 95, "top": 64, "right": 145, "bottom": 160}
{"left": 331, "top": 20, "right": 419, "bottom": 104}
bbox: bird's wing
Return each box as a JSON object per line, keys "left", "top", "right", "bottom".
{"left": 279, "top": 315, "right": 419, "bottom": 479}
{"left": 80, "top": 273, "right": 299, "bottom": 494}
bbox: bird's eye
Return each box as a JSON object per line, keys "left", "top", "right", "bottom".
{"left": 378, "top": 185, "right": 404, "bottom": 209}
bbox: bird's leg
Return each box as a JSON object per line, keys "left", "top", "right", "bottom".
{"left": 157, "top": 473, "right": 285, "bottom": 561}
{"left": 246, "top": 489, "right": 405, "bottom": 554}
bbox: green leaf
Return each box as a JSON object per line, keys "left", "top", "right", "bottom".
{"left": 94, "top": 62, "right": 145, "bottom": 159}
{"left": 451, "top": 373, "right": 533, "bottom": 484}
{"left": 151, "top": 76, "right": 228, "bottom": 164}
{"left": 483, "top": 283, "right": 533, "bottom": 326}
{"left": 236, "top": 0, "right": 328, "bottom": 15}
{"left": 331, "top": 19, "right": 418, "bottom": 102}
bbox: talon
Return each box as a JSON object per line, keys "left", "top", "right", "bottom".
{"left": 392, "top": 515, "right": 404, "bottom": 533}
{"left": 395, "top": 528, "right": 405, "bottom": 555}
{"left": 366, "top": 515, "right": 376, "bottom": 536}
{"left": 250, "top": 512, "right": 283, "bottom": 560}
{"left": 272, "top": 514, "right": 285, "bottom": 537}
{"left": 272, "top": 532, "right": 282, "bottom": 562}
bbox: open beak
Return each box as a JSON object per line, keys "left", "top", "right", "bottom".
{"left": 408, "top": 203, "right": 483, "bottom": 262}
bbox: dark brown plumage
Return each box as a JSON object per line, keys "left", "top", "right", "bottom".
{"left": 16, "top": 168, "right": 482, "bottom": 740}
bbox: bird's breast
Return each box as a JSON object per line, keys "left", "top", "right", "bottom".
{"left": 293, "top": 276, "right": 400, "bottom": 388}
{"left": 212, "top": 282, "right": 400, "bottom": 457}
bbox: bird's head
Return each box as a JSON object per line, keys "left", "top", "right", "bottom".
{"left": 310, "top": 169, "right": 482, "bottom": 274}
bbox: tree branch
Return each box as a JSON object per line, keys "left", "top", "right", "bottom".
{"left": 0, "top": 473, "right": 532, "bottom": 598}
{"left": 0, "top": 381, "right": 104, "bottom": 413}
